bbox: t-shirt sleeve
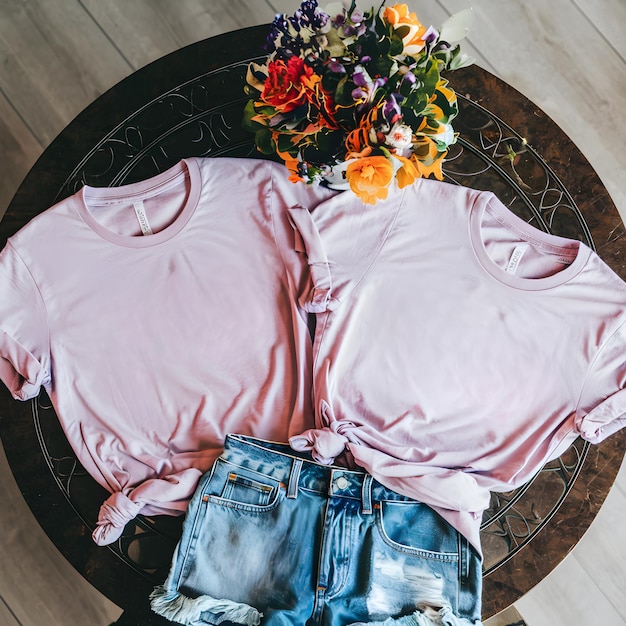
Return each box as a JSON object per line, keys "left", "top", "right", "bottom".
{"left": 278, "top": 174, "right": 407, "bottom": 312}
{"left": 0, "top": 242, "right": 51, "bottom": 400}
{"left": 267, "top": 160, "right": 337, "bottom": 313}
{"left": 575, "top": 321, "right": 626, "bottom": 443}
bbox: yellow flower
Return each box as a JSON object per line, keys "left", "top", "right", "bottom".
{"left": 394, "top": 155, "right": 420, "bottom": 188}
{"left": 411, "top": 139, "right": 446, "bottom": 180}
{"left": 417, "top": 156, "right": 445, "bottom": 181}
{"left": 346, "top": 156, "right": 395, "bottom": 204}
{"left": 381, "top": 4, "right": 428, "bottom": 57}
{"left": 435, "top": 80, "right": 457, "bottom": 107}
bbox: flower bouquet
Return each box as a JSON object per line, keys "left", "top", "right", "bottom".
{"left": 243, "top": 1, "right": 473, "bottom": 204}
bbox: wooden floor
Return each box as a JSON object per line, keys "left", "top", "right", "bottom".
{"left": 0, "top": 1, "right": 625, "bottom": 624}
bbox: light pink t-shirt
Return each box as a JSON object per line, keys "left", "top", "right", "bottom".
{"left": 0, "top": 157, "right": 336, "bottom": 545}
{"left": 288, "top": 177, "right": 626, "bottom": 551}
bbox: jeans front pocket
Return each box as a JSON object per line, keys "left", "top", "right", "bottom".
{"left": 205, "top": 460, "right": 284, "bottom": 512}
{"left": 377, "top": 501, "right": 459, "bottom": 561}
{"left": 364, "top": 500, "right": 463, "bottom": 620}
{"left": 219, "top": 469, "right": 280, "bottom": 507}
{"left": 174, "top": 459, "right": 315, "bottom": 615}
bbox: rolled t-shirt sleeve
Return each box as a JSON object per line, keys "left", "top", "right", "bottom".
{"left": 576, "top": 321, "right": 626, "bottom": 443}
{"left": 0, "top": 242, "right": 50, "bottom": 400}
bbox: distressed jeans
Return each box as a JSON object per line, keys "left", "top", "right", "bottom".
{"left": 151, "top": 435, "right": 483, "bottom": 626}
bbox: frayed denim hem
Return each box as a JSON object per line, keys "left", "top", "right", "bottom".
{"left": 349, "top": 605, "right": 482, "bottom": 626}
{"left": 149, "top": 585, "right": 263, "bottom": 626}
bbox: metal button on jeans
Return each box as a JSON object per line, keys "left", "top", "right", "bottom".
{"left": 334, "top": 476, "right": 349, "bottom": 490}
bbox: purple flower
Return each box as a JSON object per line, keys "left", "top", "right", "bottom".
{"left": 264, "top": 0, "right": 331, "bottom": 55}
{"left": 328, "top": 60, "right": 346, "bottom": 73}
{"left": 343, "top": 22, "right": 367, "bottom": 37}
{"left": 299, "top": 0, "right": 330, "bottom": 30}
{"left": 346, "top": 7, "right": 367, "bottom": 37}
{"left": 352, "top": 65, "right": 387, "bottom": 108}
{"left": 273, "top": 15, "right": 291, "bottom": 35}
{"left": 352, "top": 66, "right": 368, "bottom": 87}
{"left": 422, "top": 25, "right": 439, "bottom": 45}
{"left": 289, "top": 14, "right": 303, "bottom": 31}
{"left": 332, "top": 13, "right": 346, "bottom": 28}
{"left": 351, "top": 8, "right": 364, "bottom": 23}
{"left": 383, "top": 94, "right": 404, "bottom": 125}
{"left": 351, "top": 86, "right": 365, "bottom": 100}
{"left": 264, "top": 32, "right": 277, "bottom": 53}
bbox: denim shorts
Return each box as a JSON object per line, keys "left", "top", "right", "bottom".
{"left": 150, "top": 435, "right": 483, "bottom": 626}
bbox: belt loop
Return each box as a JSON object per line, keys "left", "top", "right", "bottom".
{"left": 287, "top": 458, "right": 303, "bottom": 499}
{"left": 361, "top": 474, "right": 373, "bottom": 514}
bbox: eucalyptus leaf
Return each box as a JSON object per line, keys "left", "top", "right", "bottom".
{"left": 242, "top": 100, "right": 265, "bottom": 132}
{"left": 255, "top": 128, "right": 275, "bottom": 154}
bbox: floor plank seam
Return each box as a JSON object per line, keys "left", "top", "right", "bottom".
{"left": 0, "top": 591, "right": 22, "bottom": 625}
{"left": 76, "top": 0, "right": 135, "bottom": 71}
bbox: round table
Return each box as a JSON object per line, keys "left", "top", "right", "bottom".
{"left": 1, "top": 25, "right": 625, "bottom": 624}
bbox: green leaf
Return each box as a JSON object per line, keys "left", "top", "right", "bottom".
{"left": 256, "top": 105, "right": 277, "bottom": 117}
{"left": 431, "top": 87, "right": 458, "bottom": 121}
{"left": 241, "top": 100, "right": 265, "bottom": 133}
{"left": 389, "top": 38, "right": 404, "bottom": 57}
{"left": 335, "top": 76, "right": 354, "bottom": 105}
{"left": 395, "top": 25, "right": 411, "bottom": 40}
{"left": 255, "top": 128, "right": 275, "bottom": 154}
{"left": 374, "top": 54, "right": 395, "bottom": 78}
{"left": 401, "top": 107, "right": 423, "bottom": 129}
{"left": 419, "top": 62, "right": 440, "bottom": 96}
{"left": 276, "top": 133, "right": 297, "bottom": 154}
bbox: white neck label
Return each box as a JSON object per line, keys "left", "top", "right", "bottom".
{"left": 133, "top": 201, "right": 153, "bottom": 236}
{"left": 506, "top": 243, "right": 529, "bottom": 274}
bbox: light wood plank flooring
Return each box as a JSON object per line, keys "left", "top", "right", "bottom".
{"left": 0, "top": 1, "right": 625, "bottom": 624}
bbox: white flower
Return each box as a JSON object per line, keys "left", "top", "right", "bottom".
{"left": 448, "top": 52, "right": 475, "bottom": 70}
{"left": 322, "top": 160, "right": 354, "bottom": 190}
{"left": 384, "top": 123, "right": 414, "bottom": 151}
{"left": 439, "top": 8, "right": 474, "bottom": 44}
{"left": 431, "top": 123, "right": 456, "bottom": 147}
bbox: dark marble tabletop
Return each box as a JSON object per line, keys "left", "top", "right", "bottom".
{"left": 0, "top": 25, "right": 624, "bottom": 623}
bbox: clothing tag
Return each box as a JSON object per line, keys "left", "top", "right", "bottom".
{"left": 133, "top": 201, "right": 153, "bottom": 236}
{"left": 555, "top": 254, "right": 575, "bottom": 265}
{"left": 505, "top": 243, "right": 529, "bottom": 274}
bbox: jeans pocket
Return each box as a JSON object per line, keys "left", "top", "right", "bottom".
{"left": 205, "top": 461, "right": 284, "bottom": 512}
{"left": 377, "top": 501, "right": 459, "bottom": 561}
{"left": 172, "top": 460, "right": 309, "bottom": 614}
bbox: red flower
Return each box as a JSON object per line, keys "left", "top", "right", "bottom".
{"left": 261, "top": 56, "right": 315, "bottom": 113}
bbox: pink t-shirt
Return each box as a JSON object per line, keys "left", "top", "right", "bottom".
{"left": 288, "top": 177, "right": 626, "bottom": 551}
{"left": 0, "top": 157, "right": 335, "bottom": 545}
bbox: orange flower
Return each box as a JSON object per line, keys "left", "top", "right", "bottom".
{"left": 345, "top": 127, "right": 373, "bottom": 159}
{"left": 381, "top": 4, "right": 429, "bottom": 56}
{"left": 346, "top": 156, "right": 395, "bottom": 204}
{"left": 394, "top": 155, "right": 420, "bottom": 188}
{"left": 345, "top": 108, "right": 378, "bottom": 158}
{"left": 304, "top": 73, "right": 339, "bottom": 130}
{"left": 276, "top": 149, "right": 303, "bottom": 184}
